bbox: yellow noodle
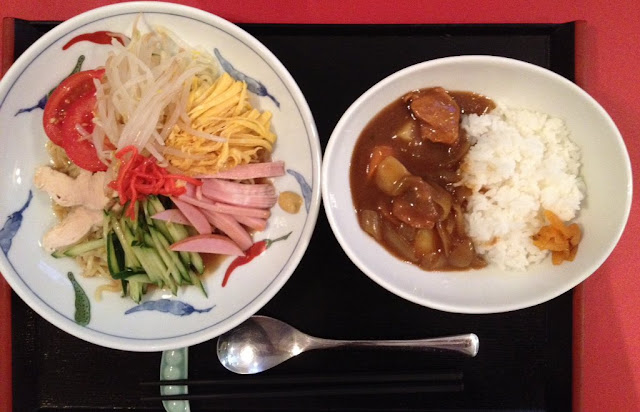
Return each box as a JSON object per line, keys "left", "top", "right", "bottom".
{"left": 75, "top": 246, "right": 109, "bottom": 278}
{"left": 47, "top": 141, "right": 81, "bottom": 177}
{"left": 94, "top": 281, "right": 122, "bottom": 301}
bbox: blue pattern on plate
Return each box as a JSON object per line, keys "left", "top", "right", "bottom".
{"left": 286, "top": 169, "right": 311, "bottom": 213}
{"left": 0, "top": 191, "right": 33, "bottom": 254}
{"left": 15, "top": 94, "right": 48, "bottom": 116}
{"left": 125, "top": 299, "right": 214, "bottom": 316}
{"left": 15, "top": 55, "right": 85, "bottom": 116}
{"left": 214, "top": 48, "right": 281, "bottom": 108}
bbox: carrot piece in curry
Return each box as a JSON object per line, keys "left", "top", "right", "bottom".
{"left": 367, "top": 145, "right": 395, "bottom": 179}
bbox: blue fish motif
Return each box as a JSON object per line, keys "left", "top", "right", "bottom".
{"left": 125, "top": 299, "right": 214, "bottom": 316}
{"left": 214, "top": 48, "right": 280, "bottom": 108}
{"left": 14, "top": 94, "right": 48, "bottom": 116}
{"left": 15, "top": 55, "right": 85, "bottom": 116}
{"left": 286, "top": 169, "right": 312, "bottom": 213}
{"left": 0, "top": 191, "right": 33, "bottom": 255}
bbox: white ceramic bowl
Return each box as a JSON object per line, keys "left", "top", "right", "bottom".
{"left": 322, "top": 56, "right": 632, "bottom": 314}
{"left": 0, "top": 2, "right": 320, "bottom": 351}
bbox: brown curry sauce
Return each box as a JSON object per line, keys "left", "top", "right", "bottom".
{"left": 350, "top": 88, "right": 495, "bottom": 271}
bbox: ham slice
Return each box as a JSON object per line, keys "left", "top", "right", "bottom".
{"left": 152, "top": 209, "right": 191, "bottom": 226}
{"left": 202, "top": 210, "right": 253, "bottom": 251}
{"left": 178, "top": 195, "right": 270, "bottom": 219}
{"left": 233, "top": 215, "right": 268, "bottom": 231}
{"left": 201, "top": 179, "right": 277, "bottom": 208}
{"left": 196, "top": 161, "right": 285, "bottom": 180}
{"left": 171, "top": 198, "right": 211, "bottom": 235}
{"left": 170, "top": 234, "right": 244, "bottom": 256}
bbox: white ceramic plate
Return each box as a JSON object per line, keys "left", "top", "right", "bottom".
{"left": 322, "top": 56, "right": 632, "bottom": 314}
{"left": 0, "top": 2, "right": 321, "bottom": 351}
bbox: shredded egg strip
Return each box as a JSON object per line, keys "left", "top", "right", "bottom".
{"left": 164, "top": 72, "right": 276, "bottom": 175}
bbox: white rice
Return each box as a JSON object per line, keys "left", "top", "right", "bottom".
{"left": 459, "top": 105, "right": 585, "bottom": 270}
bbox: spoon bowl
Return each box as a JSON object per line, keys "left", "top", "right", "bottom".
{"left": 216, "top": 316, "right": 479, "bottom": 374}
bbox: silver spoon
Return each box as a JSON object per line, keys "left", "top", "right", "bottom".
{"left": 217, "top": 315, "right": 479, "bottom": 374}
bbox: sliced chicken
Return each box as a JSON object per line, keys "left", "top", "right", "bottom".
{"left": 34, "top": 166, "right": 112, "bottom": 210}
{"left": 42, "top": 207, "right": 104, "bottom": 253}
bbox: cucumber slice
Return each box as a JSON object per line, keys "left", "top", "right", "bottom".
{"left": 148, "top": 227, "right": 183, "bottom": 286}
{"left": 151, "top": 227, "right": 189, "bottom": 281}
{"left": 147, "top": 196, "right": 189, "bottom": 262}
{"left": 128, "top": 280, "right": 143, "bottom": 303}
{"left": 142, "top": 198, "right": 155, "bottom": 226}
{"left": 110, "top": 268, "right": 147, "bottom": 280}
{"left": 146, "top": 198, "right": 172, "bottom": 241}
{"left": 52, "top": 238, "right": 105, "bottom": 258}
{"left": 151, "top": 227, "right": 189, "bottom": 282}
{"left": 147, "top": 196, "right": 192, "bottom": 267}
{"left": 125, "top": 273, "right": 152, "bottom": 283}
{"left": 106, "top": 232, "right": 128, "bottom": 295}
{"left": 112, "top": 217, "right": 141, "bottom": 268}
{"left": 106, "top": 232, "right": 124, "bottom": 277}
{"left": 148, "top": 196, "right": 205, "bottom": 275}
{"left": 189, "top": 271, "right": 207, "bottom": 298}
{"left": 131, "top": 245, "right": 176, "bottom": 295}
{"left": 190, "top": 252, "right": 205, "bottom": 275}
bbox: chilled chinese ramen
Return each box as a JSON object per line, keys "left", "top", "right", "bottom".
{"left": 34, "top": 19, "right": 303, "bottom": 303}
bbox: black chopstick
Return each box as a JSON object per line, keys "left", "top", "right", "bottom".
{"left": 140, "top": 371, "right": 464, "bottom": 402}
{"left": 141, "top": 371, "right": 463, "bottom": 387}
{"left": 142, "top": 383, "right": 464, "bottom": 401}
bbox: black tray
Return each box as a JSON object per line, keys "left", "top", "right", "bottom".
{"left": 11, "top": 20, "right": 574, "bottom": 411}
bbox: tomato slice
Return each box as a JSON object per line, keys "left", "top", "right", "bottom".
{"left": 42, "top": 69, "right": 107, "bottom": 172}
{"left": 43, "top": 69, "right": 104, "bottom": 147}
{"left": 60, "top": 97, "right": 107, "bottom": 172}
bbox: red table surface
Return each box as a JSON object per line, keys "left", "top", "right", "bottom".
{"left": 1, "top": 1, "right": 638, "bottom": 411}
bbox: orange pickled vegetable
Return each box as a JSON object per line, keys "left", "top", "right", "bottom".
{"left": 108, "top": 146, "right": 202, "bottom": 220}
{"left": 532, "top": 209, "right": 581, "bottom": 265}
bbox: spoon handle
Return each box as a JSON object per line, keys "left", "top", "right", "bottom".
{"left": 310, "top": 333, "right": 479, "bottom": 357}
